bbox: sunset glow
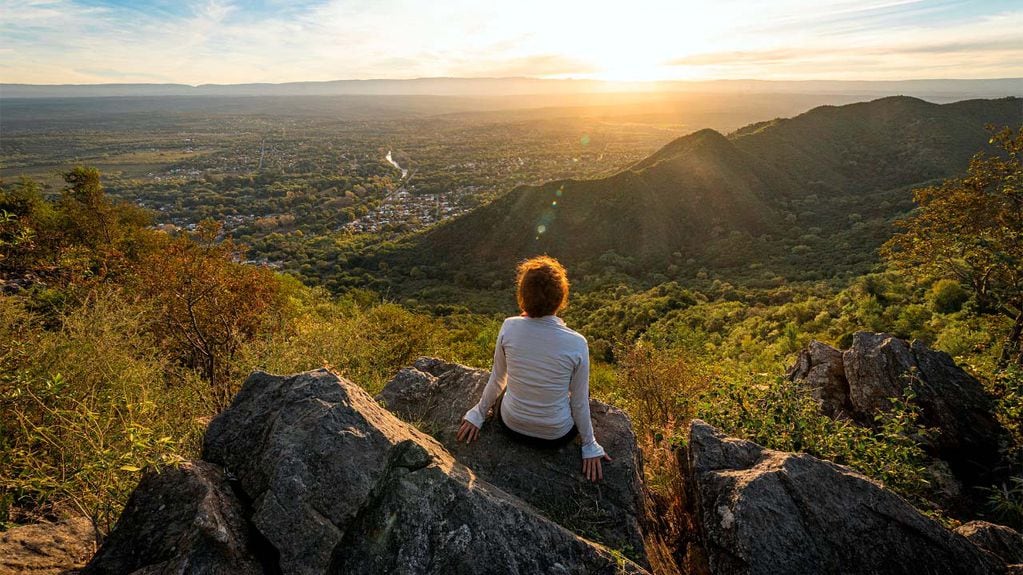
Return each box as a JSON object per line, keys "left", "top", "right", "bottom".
{"left": 1, "top": 0, "right": 1021, "bottom": 85}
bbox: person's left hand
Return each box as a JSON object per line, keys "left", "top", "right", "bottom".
{"left": 456, "top": 419, "right": 480, "bottom": 444}
{"left": 582, "top": 453, "right": 612, "bottom": 481}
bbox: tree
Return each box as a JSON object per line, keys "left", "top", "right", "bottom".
{"left": 57, "top": 167, "right": 153, "bottom": 281}
{"left": 0, "top": 178, "right": 52, "bottom": 272}
{"left": 139, "top": 220, "right": 283, "bottom": 404}
{"left": 883, "top": 126, "right": 1023, "bottom": 365}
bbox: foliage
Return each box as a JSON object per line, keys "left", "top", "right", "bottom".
{"left": 136, "top": 220, "right": 284, "bottom": 405}
{"left": 928, "top": 279, "right": 969, "bottom": 314}
{"left": 985, "top": 476, "right": 1023, "bottom": 531}
{"left": 884, "top": 126, "right": 1023, "bottom": 365}
{"left": 698, "top": 374, "right": 933, "bottom": 507}
{"left": 0, "top": 291, "right": 204, "bottom": 533}
{"left": 603, "top": 342, "right": 935, "bottom": 511}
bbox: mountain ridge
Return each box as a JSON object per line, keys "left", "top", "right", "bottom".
{"left": 368, "top": 96, "right": 1022, "bottom": 291}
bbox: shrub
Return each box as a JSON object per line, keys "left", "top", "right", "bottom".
{"left": 696, "top": 374, "right": 933, "bottom": 509}
{"left": 928, "top": 279, "right": 969, "bottom": 314}
{"left": 0, "top": 291, "right": 206, "bottom": 533}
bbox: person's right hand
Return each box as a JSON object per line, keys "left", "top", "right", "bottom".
{"left": 456, "top": 419, "right": 480, "bottom": 444}
{"left": 582, "top": 453, "right": 612, "bottom": 482}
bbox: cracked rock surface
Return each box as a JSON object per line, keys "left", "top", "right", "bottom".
{"left": 679, "top": 419, "right": 1005, "bottom": 575}
{"left": 376, "top": 357, "right": 649, "bottom": 566}
{"left": 87, "top": 369, "right": 648, "bottom": 575}
{"left": 788, "top": 332, "right": 1005, "bottom": 492}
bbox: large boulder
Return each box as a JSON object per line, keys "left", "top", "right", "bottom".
{"left": 0, "top": 516, "right": 96, "bottom": 575}
{"left": 788, "top": 332, "right": 1005, "bottom": 486}
{"left": 678, "top": 420, "right": 1006, "bottom": 574}
{"left": 202, "top": 368, "right": 648, "bottom": 575}
{"left": 956, "top": 521, "right": 1023, "bottom": 566}
{"left": 785, "top": 340, "right": 850, "bottom": 418}
{"left": 82, "top": 461, "right": 262, "bottom": 575}
{"left": 376, "top": 357, "right": 648, "bottom": 565}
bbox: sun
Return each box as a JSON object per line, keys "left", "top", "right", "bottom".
{"left": 502, "top": 1, "right": 730, "bottom": 82}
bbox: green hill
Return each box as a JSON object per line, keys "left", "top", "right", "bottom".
{"left": 358, "top": 96, "right": 1022, "bottom": 296}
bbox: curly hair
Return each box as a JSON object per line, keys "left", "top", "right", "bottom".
{"left": 516, "top": 256, "right": 570, "bottom": 318}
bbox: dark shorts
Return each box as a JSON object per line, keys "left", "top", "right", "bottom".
{"left": 493, "top": 392, "right": 578, "bottom": 449}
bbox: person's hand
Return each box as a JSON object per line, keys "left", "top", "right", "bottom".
{"left": 582, "top": 453, "right": 612, "bottom": 482}
{"left": 456, "top": 419, "right": 480, "bottom": 444}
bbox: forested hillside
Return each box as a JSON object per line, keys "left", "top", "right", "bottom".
{"left": 353, "top": 97, "right": 1021, "bottom": 304}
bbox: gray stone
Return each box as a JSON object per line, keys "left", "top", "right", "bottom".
{"left": 786, "top": 340, "right": 850, "bottom": 417}
{"left": 788, "top": 332, "right": 1005, "bottom": 487}
{"left": 203, "top": 368, "right": 648, "bottom": 575}
{"left": 82, "top": 461, "right": 262, "bottom": 575}
{"left": 956, "top": 521, "right": 1023, "bottom": 566}
{"left": 376, "top": 358, "right": 648, "bottom": 565}
{"left": 679, "top": 419, "right": 1005, "bottom": 575}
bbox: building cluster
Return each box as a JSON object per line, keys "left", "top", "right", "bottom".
{"left": 344, "top": 187, "right": 470, "bottom": 234}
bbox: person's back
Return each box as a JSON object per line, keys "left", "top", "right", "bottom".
{"left": 457, "top": 256, "right": 610, "bottom": 481}
{"left": 497, "top": 315, "right": 591, "bottom": 443}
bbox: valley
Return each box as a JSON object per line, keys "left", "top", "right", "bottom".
{"left": 2, "top": 89, "right": 1022, "bottom": 573}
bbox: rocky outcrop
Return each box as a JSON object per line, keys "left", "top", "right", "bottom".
{"left": 785, "top": 340, "right": 850, "bottom": 417}
{"left": 678, "top": 419, "right": 1006, "bottom": 575}
{"left": 83, "top": 461, "right": 262, "bottom": 575}
{"left": 956, "top": 521, "right": 1023, "bottom": 566}
{"left": 87, "top": 368, "right": 648, "bottom": 575}
{"left": 788, "top": 332, "right": 1005, "bottom": 487}
{"left": 376, "top": 357, "right": 648, "bottom": 565}
{"left": 0, "top": 516, "right": 96, "bottom": 575}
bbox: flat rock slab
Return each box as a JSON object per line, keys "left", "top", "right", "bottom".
{"left": 0, "top": 516, "right": 96, "bottom": 575}
{"left": 376, "top": 357, "right": 648, "bottom": 566}
{"left": 681, "top": 419, "right": 1005, "bottom": 575}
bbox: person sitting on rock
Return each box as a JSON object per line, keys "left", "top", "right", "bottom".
{"left": 456, "top": 255, "right": 611, "bottom": 482}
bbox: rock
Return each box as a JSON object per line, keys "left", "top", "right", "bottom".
{"left": 376, "top": 358, "right": 648, "bottom": 565}
{"left": 956, "top": 521, "right": 1023, "bottom": 565}
{"left": 82, "top": 461, "right": 262, "bottom": 575}
{"left": 202, "top": 368, "right": 648, "bottom": 575}
{"left": 788, "top": 332, "right": 1005, "bottom": 487}
{"left": 0, "top": 516, "right": 96, "bottom": 575}
{"left": 786, "top": 340, "right": 850, "bottom": 417}
{"left": 679, "top": 419, "right": 1005, "bottom": 575}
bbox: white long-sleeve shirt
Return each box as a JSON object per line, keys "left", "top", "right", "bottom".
{"left": 463, "top": 315, "right": 606, "bottom": 459}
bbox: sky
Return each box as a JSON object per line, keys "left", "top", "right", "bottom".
{"left": 1, "top": 0, "right": 1021, "bottom": 85}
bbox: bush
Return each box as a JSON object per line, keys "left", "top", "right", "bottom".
{"left": 696, "top": 374, "right": 934, "bottom": 509}
{"left": 0, "top": 291, "right": 207, "bottom": 533}
{"left": 928, "top": 279, "right": 969, "bottom": 314}
{"left": 601, "top": 343, "right": 936, "bottom": 522}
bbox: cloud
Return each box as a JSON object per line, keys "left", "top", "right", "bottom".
{"left": 662, "top": 6, "right": 1023, "bottom": 80}
{"left": 1, "top": 0, "right": 1021, "bottom": 84}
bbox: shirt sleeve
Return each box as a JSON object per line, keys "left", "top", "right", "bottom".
{"left": 569, "top": 346, "right": 605, "bottom": 459}
{"left": 462, "top": 322, "right": 508, "bottom": 428}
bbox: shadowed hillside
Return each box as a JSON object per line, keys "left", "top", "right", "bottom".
{"left": 367, "top": 96, "right": 1021, "bottom": 293}
{"left": 419, "top": 129, "right": 786, "bottom": 266}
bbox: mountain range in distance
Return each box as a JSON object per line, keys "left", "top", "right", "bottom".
{"left": 2, "top": 77, "right": 1021, "bottom": 101}
{"left": 369, "top": 95, "right": 1022, "bottom": 293}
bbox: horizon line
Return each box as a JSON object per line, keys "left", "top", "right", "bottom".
{"left": 4, "top": 76, "right": 1023, "bottom": 89}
